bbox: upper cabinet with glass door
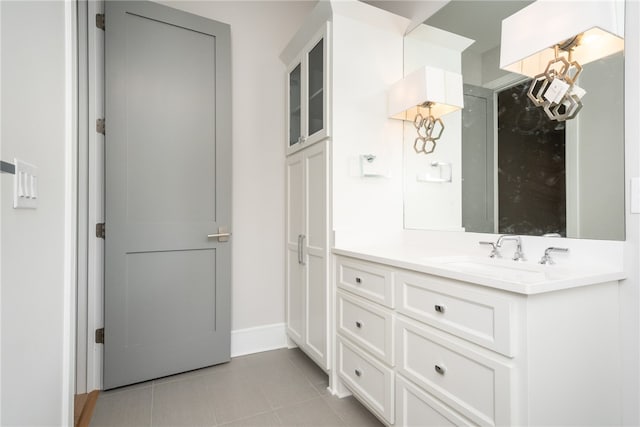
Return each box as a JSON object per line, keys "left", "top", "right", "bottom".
{"left": 286, "top": 24, "right": 329, "bottom": 155}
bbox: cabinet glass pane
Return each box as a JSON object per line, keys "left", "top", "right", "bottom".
{"left": 289, "top": 63, "right": 302, "bottom": 146}
{"left": 308, "top": 39, "right": 324, "bottom": 136}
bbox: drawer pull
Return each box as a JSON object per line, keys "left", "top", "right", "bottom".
{"left": 434, "top": 364, "right": 446, "bottom": 375}
{"left": 355, "top": 369, "right": 362, "bottom": 377}
{"left": 434, "top": 304, "right": 446, "bottom": 314}
{"left": 355, "top": 277, "right": 362, "bottom": 284}
{"left": 355, "top": 321, "right": 362, "bottom": 329}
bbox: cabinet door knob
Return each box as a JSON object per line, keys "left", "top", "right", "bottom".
{"left": 355, "top": 321, "right": 362, "bottom": 329}
{"left": 355, "top": 277, "right": 362, "bottom": 284}
{"left": 434, "top": 304, "right": 446, "bottom": 314}
{"left": 354, "top": 369, "right": 362, "bottom": 377}
{"left": 434, "top": 364, "right": 446, "bottom": 375}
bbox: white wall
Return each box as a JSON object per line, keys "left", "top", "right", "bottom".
{"left": 159, "top": 1, "right": 315, "bottom": 331}
{"left": 622, "top": 2, "right": 640, "bottom": 424}
{"left": 402, "top": 28, "right": 467, "bottom": 230}
{"left": 331, "top": 2, "right": 406, "bottom": 233}
{"left": 0, "top": 0, "right": 74, "bottom": 424}
{"left": 572, "top": 53, "right": 625, "bottom": 240}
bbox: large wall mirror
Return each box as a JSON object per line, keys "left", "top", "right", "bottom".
{"left": 403, "top": 0, "right": 625, "bottom": 240}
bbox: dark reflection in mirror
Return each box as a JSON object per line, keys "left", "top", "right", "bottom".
{"left": 497, "top": 81, "right": 566, "bottom": 236}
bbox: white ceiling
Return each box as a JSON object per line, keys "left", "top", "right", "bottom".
{"left": 362, "top": 0, "right": 534, "bottom": 53}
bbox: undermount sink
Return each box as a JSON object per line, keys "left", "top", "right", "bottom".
{"left": 424, "top": 255, "right": 564, "bottom": 284}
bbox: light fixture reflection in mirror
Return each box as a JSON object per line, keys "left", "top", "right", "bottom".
{"left": 402, "top": 0, "right": 625, "bottom": 241}
{"left": 388, "top": 66, "right": 464, "bottom": 155}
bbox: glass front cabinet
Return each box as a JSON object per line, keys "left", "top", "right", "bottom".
{"left": 286, "top": 24, "right": 329, "bottom": 155}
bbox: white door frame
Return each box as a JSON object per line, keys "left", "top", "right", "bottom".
{"left": 64, "top": 0, "right": 79, "bottom": 423}
{"left": 86, "top": 0, "right": 105, "bottom": 393}
{"left": 76, "top": 0, "right": 105, "bottom": 393}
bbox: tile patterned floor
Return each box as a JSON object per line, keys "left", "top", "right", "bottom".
{"left": 91, "top": 348, "right": 384, "bottom": 426}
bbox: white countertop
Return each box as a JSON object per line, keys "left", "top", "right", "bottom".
{"left": 332, "top": 244, "right": 626, "bottom": 295}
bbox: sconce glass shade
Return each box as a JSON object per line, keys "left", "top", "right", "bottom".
{"left": 388, "top": 66, "right": 464, "bottom": 120}
{"left": 500, "top": 0, "right": 624, "bottom": 77}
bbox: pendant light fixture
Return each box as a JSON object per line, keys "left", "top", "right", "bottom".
{"left": 500, "top": 0, "right": 624, "bottom": 121}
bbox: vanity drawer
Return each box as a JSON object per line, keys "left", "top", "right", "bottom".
{"left": 396, "top": 317, "right": 512, "bottom": 426}
{"left": 337, "top": 291, "right": 394, "bottom": 365}
{"left": 396, "top": 374, "right": 474, "bottom": 427}
{"left": 336, "top": 257, "right": 394, "bottom": 308}
{"left": 396, "top": 271, "right": 514, "bottom": 356}
{"left": 337, "top": 337, "right": 394, "bottom": 424}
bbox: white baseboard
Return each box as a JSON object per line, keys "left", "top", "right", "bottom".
{"left": 230, "top": 322, "right": 288, "bottom": 358}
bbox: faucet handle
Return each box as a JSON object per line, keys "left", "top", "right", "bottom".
{"left": 479, "top": 241, "right": 501, "bottom": 258}
{"left": 539, "top": 247, "right": 569, "bottom": 265}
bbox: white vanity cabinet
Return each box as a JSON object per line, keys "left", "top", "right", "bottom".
{"left": 334, "top": 253, "right": 621, "bottom": 426}
{"left": 286, "top": 141, "right": 329, "bottom": 370}
{"left": 286, "top": 23, "right": 329, "bottom": 156}
{"left": 336, "top": 257, "right": 396, "bottom": 424}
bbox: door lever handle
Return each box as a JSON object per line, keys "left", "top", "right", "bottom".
{"left": 207, "top": 226, "right": 232, "bottom": 242}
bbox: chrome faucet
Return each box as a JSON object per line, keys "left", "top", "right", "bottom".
{"left": 539, "top": 247, "right": 569, "bottom": 265}
{"left": 496, "top": 235, "right": 525, "bottom": 261}
{"left": 479, "top": 241, "right": 501, "bottom": 258}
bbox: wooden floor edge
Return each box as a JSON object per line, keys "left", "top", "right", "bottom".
{"left": 76, "top": 390, "right": 100, "bottom": 427}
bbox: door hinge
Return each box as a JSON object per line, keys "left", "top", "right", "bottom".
{"left": 96, "top": 222, "right": 105, "bottom": 239}
{"left": 96, "top": 118, "right": 105, "bottom": 135}
{"left": 96, "top": 13, "right": 105, "bottom": 31}
{"left": 95, "top": 328, "right": 104, "bottom": 344}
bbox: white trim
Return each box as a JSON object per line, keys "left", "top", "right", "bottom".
{"left": 230, "top": 323, "right": 288, "bottom": 358}
{"left": 76, "top": 0, "right": 89, "bottom": 395}
{"left": 0, "top": 0, "right": 3, "bottom": 421}
{"left": 62, "top": 0, "right": 78, "bottom": 425}
{"left": 86, "top": 0, "right": 104, "bottom": 392}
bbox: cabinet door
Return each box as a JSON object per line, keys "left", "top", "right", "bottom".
{"left": 286, "top": 152, "right": 304, "bottom": 344}
{"left": 286, "top": 23, "right": 329, "bottom": 156}
{"left": 305, "top": 32, "right": 327, "bottom": 145}
{"left": 287, "top": 60, "right": 303, "bottom": 150}
{"left": 303, "top": 141, "right": 328, "bottom": 369}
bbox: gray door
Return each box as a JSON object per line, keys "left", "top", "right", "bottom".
{"left": 104, "top": 1, "right": 231, "bottom": 389}
{"left": 462, "top": 84, "right": 495, "bottom": 233}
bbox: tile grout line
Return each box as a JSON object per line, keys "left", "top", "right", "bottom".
{"left": 210, "top": 381, "right": 219, "bottom": 427}
{"left": 272, "top": 408, "right": 284, "bottom": 426}
{"left": 218, "top": 408, "right": 280, "bottom": 427}
{"left": 149, "top": 381, "right": 155, "bottom": 427}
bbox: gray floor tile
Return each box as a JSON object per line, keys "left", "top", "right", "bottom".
{"left": 153, "top": 360, "right": 237, "bottom": 386}
{"left": 151, "top": 376, "right": 217, "bottom": 426}
{"left": 208, "top": 377, "right": 273, "bottom": 424}
{"left": 323, "top": 395, "right": 384, "bottom": 426}
{"left": 220, "top": 411, "right": 281, "bottom": 427}
{"left": 250, "top": 361, "right": 321, "bottom": 409}
{"left": 237, "top": 348, "right": 291, "bottom": 365}
{"left": 91, "top": 386, "right": 152, "bottom": 427}
{"left": 276, "top": 397, "right": 346, "bottom": 427}
{"left": 293, "top": 358, "right": 329, "bottom": 388}
{"left": 288, "top": 351, "right": 329, "bottom": 388}
{"left": 91, "top": 348, "right": 381, "bottom": 427}
{"left": 261, "top": 376, "right": 320, "bottom": 410}
{"left": 100, "top": 381, "right": 153, "bottom": 397}
{"left": 311, "top": 380, "right": 331, "bottom": 396}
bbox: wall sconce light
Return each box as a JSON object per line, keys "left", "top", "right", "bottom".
{"left": 388, "top": 66, "right": 463, "bottom": 155}
{"left": 500, "top": 0, "right": 624, "bottom": 122}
